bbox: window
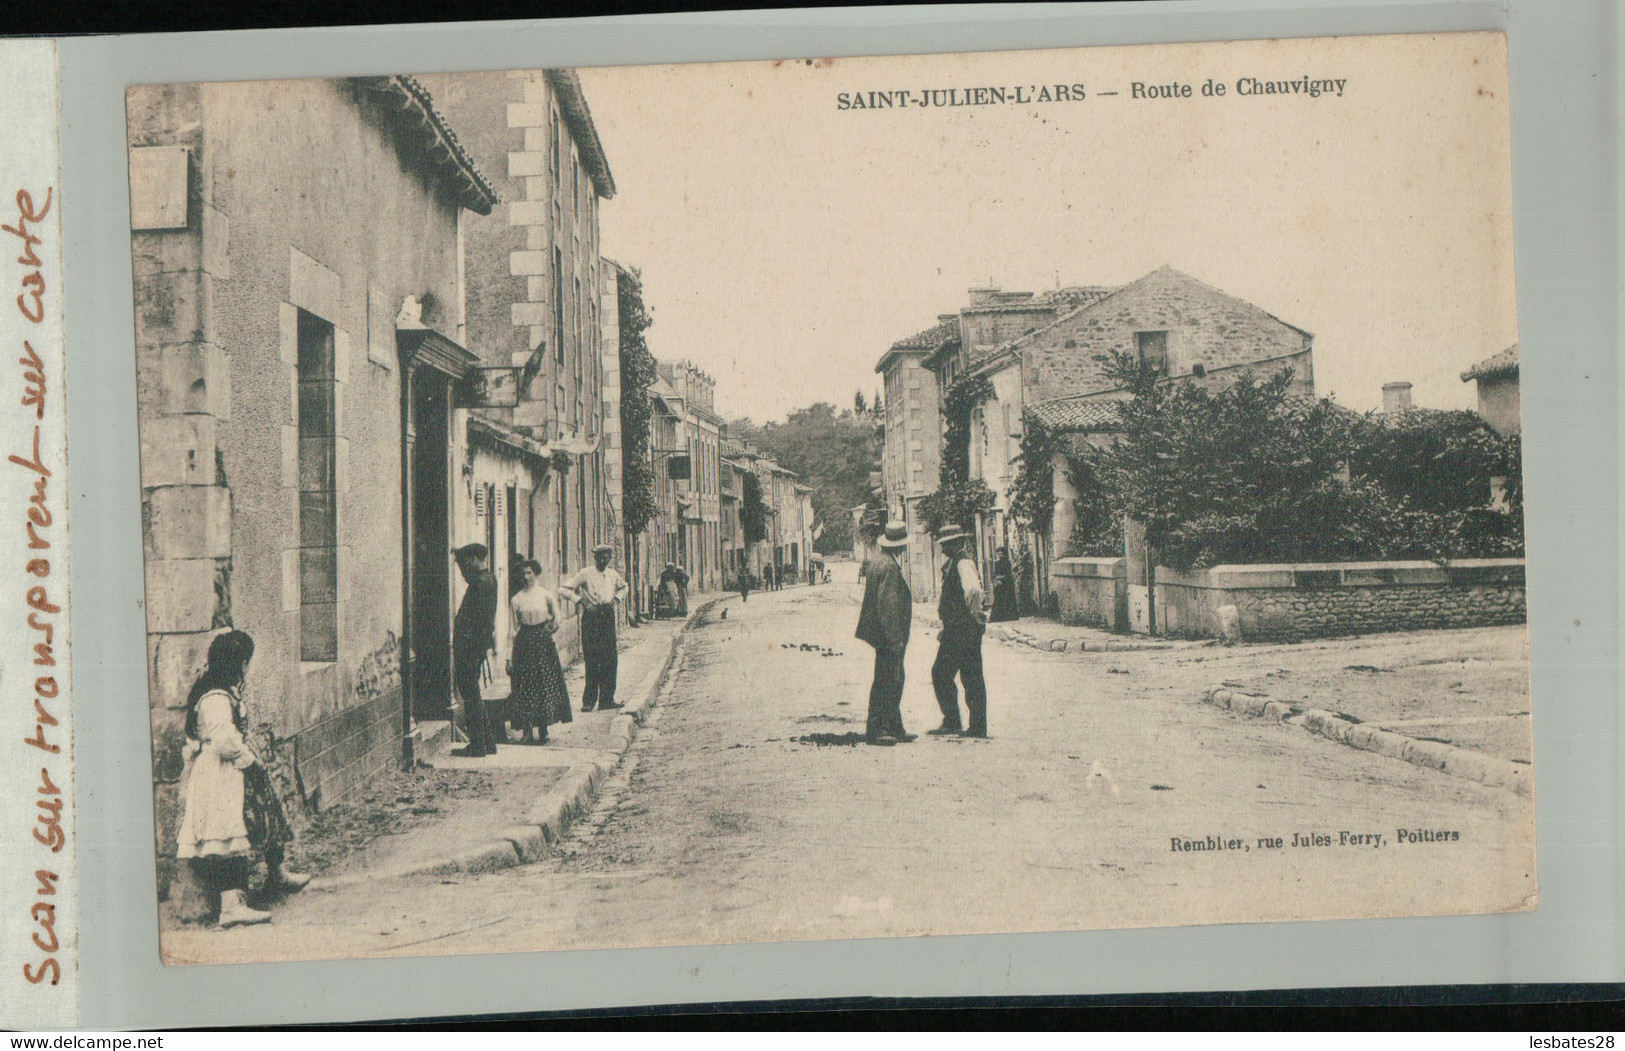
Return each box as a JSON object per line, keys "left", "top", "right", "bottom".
{"left": 551, "top": 108, "right": 561, "bottom": 177}
{"left": 296, "top": 309, "right": 338, "bottom": 663}
{"left": 573, "top": 276, "right": 582, "bottom": 386}
{"left": 553, "top": 247, "right": 565, "bottom": 367}
{"left": 1136, "top": 330, "right": 1169, "bottom": 374}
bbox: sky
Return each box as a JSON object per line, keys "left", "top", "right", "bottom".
{"left": 576, "top": 32, "right": 1517, "bottom": 425}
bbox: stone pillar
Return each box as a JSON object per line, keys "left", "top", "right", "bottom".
{"left": 130, "top": 85, "right": 233, "bottom": 914}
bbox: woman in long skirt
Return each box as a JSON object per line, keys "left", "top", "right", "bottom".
{"left": 507, "top": 559, "right": 572, "bottom": 743}
{"left": 991, "top": 548, "right": 1021, "bottom": 622}
{"left": 176, "top": 630, "right": 309, "bottom": 928}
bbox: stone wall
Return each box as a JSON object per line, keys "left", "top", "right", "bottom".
{"left": 131, "top": 78, "right": 463, "bottom": 900}
{"left": 1050, "top": 557, "right": 1525, "bottom": 641}
{"left": 1154, "top": 560, "right": 1526, "bottom": 641}
{"left": 1051, "top": 557, "right": 1127, "bottom": 630}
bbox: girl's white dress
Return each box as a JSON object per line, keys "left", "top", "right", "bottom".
{"left": 175, "top": 689, "right": 258, "bottom": 859}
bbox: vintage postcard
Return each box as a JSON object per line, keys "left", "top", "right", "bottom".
{"left": 127, "top": 31, "right": 1531, "bottom": 967}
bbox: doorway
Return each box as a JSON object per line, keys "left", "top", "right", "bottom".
{"left": 410, "top": 375, "right": 453, "bottom": 719}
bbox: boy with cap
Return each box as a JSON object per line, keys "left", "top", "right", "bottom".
{"left": 562, "top": 543, "right": 630, "bottom": 711}
{"left": 451, "top": 543, "right": 499, "bottom": 757}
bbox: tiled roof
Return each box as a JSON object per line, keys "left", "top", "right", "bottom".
{"left": 1041, "top": 285, "right": 1117, "bottom": 308}
{"left": 1029, "top": 398, "right": 1124, "bottom": 432}
{"left": 356, "top": 76, "right": 500, "bottom": 215}
{"left": 1461, "top": 343, "right": 1519, "bottom": 382}
{"left": 890, "top": 318, "right": 959, "bottom": 352}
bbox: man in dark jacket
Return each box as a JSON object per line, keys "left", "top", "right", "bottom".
{"left": 855, "top": 522, "right": 915, "bottom": 746}
{"left": 929, "top": 525, "right": 989, "bottom": 738}
{"left": 451, "top": 543, "right": 499, "bottom": 757}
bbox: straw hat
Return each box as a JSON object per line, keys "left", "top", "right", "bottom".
{"left": 877, "top": 522, "right": 910, "bottom": 549}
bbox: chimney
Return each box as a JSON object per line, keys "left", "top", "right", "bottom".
{"left": 1382, "top": 381, "right": 1413, "bottom": 414}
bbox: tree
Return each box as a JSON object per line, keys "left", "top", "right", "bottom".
{"left": 747, "top": 402, "right": 880, "bottom": 554}
{"left": 616, "top": 268, "right": 658, "bottom": 536}
{"left": 739, "top": 471, "right": 769, "bottom": 546}
{"left": 918, "top": 373, "right": 997, "bottom": 534}
{"left": 853, "top": 390, "right": 867, "bottom": 416}
{"left": 1086, "top": 351, "right": 1524, "bottom": 570}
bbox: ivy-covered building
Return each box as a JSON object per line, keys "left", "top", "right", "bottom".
{"left": 879, "top": 267, "right": 1317, "bottom": 608}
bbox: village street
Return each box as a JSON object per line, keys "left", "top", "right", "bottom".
{"left": 166, "top": 563, "right": 1535, "bottom": 965}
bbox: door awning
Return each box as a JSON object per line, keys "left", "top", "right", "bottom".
{"left": 397, "top": 327, "right": 480, "bottom": 381}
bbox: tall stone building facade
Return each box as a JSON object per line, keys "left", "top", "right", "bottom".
{"left": 419, "top": 69, "right": 617, "bottom": 606}
{"left": 876, "top": 318, "right": 955, "bottom": 598}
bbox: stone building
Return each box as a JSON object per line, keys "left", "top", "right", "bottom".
{"left": 129, "top": 75, "right": 498, "bottom": 895}
{"left": 654, "top": 360, "right": 725, "bottom": 593}
{"left": 880, "top": 267, "right": 1316, "bottom": 609}
{"left": 417, "top": 69, "right": 618, "bottom": 629}
{"left": 1461, "top": 343, "right": 1520, "bottom": 436}
{"left": 876, "top": 318, "right": 954, "bottom": 597}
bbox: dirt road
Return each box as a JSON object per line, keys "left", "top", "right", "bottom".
{"left": 170, "top": 570, "right": 1535, "bottom": 964}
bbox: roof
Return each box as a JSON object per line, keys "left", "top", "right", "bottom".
{"left": 355, "top": 76, "right": 500, "bottom": 215}
{"left": 1029, "top": 398, "right": 1125, "bottom": 433}
{"left": 545, "top": 69, "right": 616, "bottom": 199}
{"left": 966, "top": 267, "right": 1313, "bottom": 372}
{"left": 891, "top": 317, "right": 959, "bottom": 351}
{"left": 1461, "top": 343, "right": 1519, "bottom": 382}
{"left": 878, "top": 317, "right": 959, "bottom": 373}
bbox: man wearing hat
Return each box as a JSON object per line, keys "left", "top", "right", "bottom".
{"left": 855, "top": 521, "right": 915, "bottom": 746}
{"left": 930, "top": 525, "right": 989, "bottom": 738}
{"left": 451, "top": 543, "right": 499, "bottom": 757}
{"left": 562, "top": 543, "right": 630, "bottom": 712}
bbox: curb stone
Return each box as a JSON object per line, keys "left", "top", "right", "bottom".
{"left": 308, "top": 595, "right": 722, "bottom": 893}
{"left": 984, "top": 623, "right": 1176, "bottom": 654}
{"left": 1200, "top": 682, "right": 1532, "bottom": 797}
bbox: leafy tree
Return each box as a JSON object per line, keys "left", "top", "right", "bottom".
{"left": 1008, "top": 410, "right": 1058, "bottom": 533}
{"left": 1086, "top": 351, "right": 1523, "bottom": 569}
{"left": 739, "top": 470, "right": 769, "bottom": 546}
{"left": 918, "top": 373, "right": 996, "bottom": 535}
{"left": 853, "top": 390, "right": 867, "bottom": 416}
{"left": 616, "top": 269, "right": 658, "bottom": 536}
{"left": 1061, "top": 447, "right": 1122, "bottom": 558}
{"left": 747, "top": 402, "right": 880, "bottom": 554}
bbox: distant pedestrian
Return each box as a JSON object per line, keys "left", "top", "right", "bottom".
{"left": 451, "top": 543, "right": 500, "bottom": 757}
{"left": 855, "top": 522, "right": 915, "bottom": 746}
{"left": 991, "top": 548, "right": 1020, "bottom": 622}
{"left": 929, "top": 525, "right": 989, "bottom": 738}
{"left": 674, "top": 563, "right": 690, "bottom": 614}
{"left": 507, "top": 559, "right": 571, "bottom": 744}
{"left": 763, "top": 563, "right": 775, "bottom": 591}
{"left": 563, "top": 543, "right": 630, "bottom": 711}
{"left": 659, "top": 561, "right": 680, "bottom": 617}
{"left": 176, "top": 630, "right": 309, "bottom": 930}
{"left": 738, "top": 569, "right": 751, "bottom": 603}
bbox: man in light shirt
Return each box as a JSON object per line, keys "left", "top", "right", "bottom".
{"left": 561, "top": 543, "right": 630, "bottom": 712}
{"left": 929, "top": 524, "right": 989, "bottom": 738}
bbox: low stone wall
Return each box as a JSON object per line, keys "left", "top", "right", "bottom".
{"left": 1052, "top": 557, "right": 1127, "bottom": 631}
{"left": 1154, "top": 560, "right": 1526, "bottom": 641}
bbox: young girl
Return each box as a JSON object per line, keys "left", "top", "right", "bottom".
{"left": 176, "top": 630, "right": 309, "bottom": 927}
{"left": 507, "top": 559, "right": 572, "bottom": 743}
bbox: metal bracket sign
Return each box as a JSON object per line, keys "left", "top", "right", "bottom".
{"left": 466, "top": 365, "right": 521, "bottom": 408}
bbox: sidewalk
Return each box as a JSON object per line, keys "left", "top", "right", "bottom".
{"left": 1182, "top": 624, "right": 1532, "bottom": 795}
{"left": 300, "top": 605, "right": 698, "bottom": 892}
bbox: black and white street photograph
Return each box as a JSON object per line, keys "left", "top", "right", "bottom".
{"left": 126, "top": 32, "right": 1534, "bottom": 965}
